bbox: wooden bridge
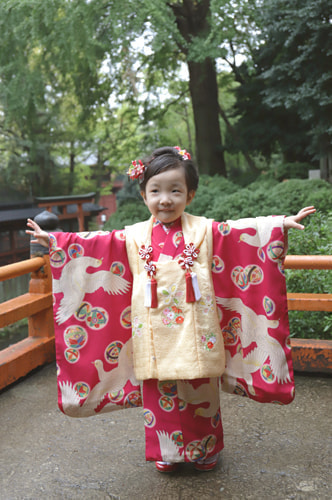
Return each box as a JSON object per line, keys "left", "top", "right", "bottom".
{"left": 0, "top": 253, "right": 331, "bottom": 391}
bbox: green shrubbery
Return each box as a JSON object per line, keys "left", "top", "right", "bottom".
{"left": 105, "top": 200, "right": 150, "bottom": 230}
{"left": 105, "top": 173, "right": 332, "bottom": 339}
{"left": 285, "top": 211, "right": 331, "bottom": 340}
{"left": 205, "top": 178, "right": 331, "bottom": 221}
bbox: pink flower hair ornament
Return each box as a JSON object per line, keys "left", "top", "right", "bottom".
{"left": 127, "top": 147, "right": 190, "bottom": 180}
{"left": 174, "top": 146, "right": 191, "bottom": 160}
{"left": 127, "top": 159, "right": 146, "bottom": 180}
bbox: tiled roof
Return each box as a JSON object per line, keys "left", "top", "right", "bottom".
{"left": 0, "top": 207, "right": 44, "bottom": 223}
{"left": 0, "top": 203, "right": 104, "bottom": 225}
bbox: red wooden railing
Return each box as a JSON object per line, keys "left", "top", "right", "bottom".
{"left": 0, "top": 254, "right": 331, "bottom": 390}
{"left": 284, "top": 255, "right": 332, "bottom": 373}
{"left": 0, "top": 255, "right": 54, "bottom": 390}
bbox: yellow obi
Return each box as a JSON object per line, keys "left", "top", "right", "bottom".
{"left": 125, "top": 213, "right": 225, "bottom": 381}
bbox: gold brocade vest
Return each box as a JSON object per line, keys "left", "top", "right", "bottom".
{"left": 125, "top": 213, "right": 225, "bottom": 381}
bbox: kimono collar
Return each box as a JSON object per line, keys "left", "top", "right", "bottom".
{"left": 136, "top": 212, "right": 208, "bottom": 250}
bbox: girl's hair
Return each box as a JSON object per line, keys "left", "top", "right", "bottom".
{"left": 138, "top": 147, "right": 199, "bottom": 193}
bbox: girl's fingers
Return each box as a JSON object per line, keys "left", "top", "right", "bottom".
{"left": 26, "top": 218, "right": 41, "bottom": 234}
{"left": 296, "top": 206, "right": 316, "bottom": 221}
{"left": 284, "top": 206, "right": 315, "bottom": 230}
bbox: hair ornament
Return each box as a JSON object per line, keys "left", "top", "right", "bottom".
{"left": 173, "top": 146, "right": 191, "bottom": 160}
{"left": 127, "top": 159, "right": 146, "bottom": 180}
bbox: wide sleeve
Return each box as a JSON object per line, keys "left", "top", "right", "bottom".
{"left": 49, "top": 229, "right": 141, "bottom": 417}
{"left": 212, "top": 216, "right": 295, "bottom": 405}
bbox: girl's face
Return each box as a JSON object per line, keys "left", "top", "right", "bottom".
{"left": 141, "top": 167, "right": 195, "bottom": 225}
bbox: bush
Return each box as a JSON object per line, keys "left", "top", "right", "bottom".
{"left": 285, "top": 211, "right": 332, "bottom": 340}
{"left": 189, "top": 175, "right": 240, "bottom": 216}
{"left": 203, "top": 178, "right": 331, "bottom": 221}
{"left": 265, "top": 179, "right": 332, "bottom": 215}
{"left": 104, "top": 200, "right": 150, "bottom": 230}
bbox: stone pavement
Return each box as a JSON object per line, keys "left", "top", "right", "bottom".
{"left": 0, "top": 363, "right": 331, "bottom": 500}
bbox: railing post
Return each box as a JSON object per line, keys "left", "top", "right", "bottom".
{"left": 28, "top": 211, "right": 59, "bottom": 338}
{"left": 27, "top": 255, "right": 54, "bottom": 338}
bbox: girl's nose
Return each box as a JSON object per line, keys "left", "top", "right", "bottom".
{"left": 160, "top": 193, "right": 171, "bottom": 205}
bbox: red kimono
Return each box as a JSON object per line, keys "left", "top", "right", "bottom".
{"left": 49, "top": 214, "right": 294, "bottom": 463}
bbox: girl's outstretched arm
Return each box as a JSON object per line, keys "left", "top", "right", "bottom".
{"left": 26, "top": 218, "right": 50, "bottom": 248}
{"left": 284, "top": 206, "right": 316, "bottom": 231}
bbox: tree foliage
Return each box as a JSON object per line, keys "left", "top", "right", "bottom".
{"left": 0, "top": 0, "right": 145, "bottom": 196}
{"left": 0, "top": 0, "right": 266, "bottom": 192}
{"left": 0, "top": 0, "right": 330, "bottom": 197}
{"left": 233, "top": 0, "right": 332, "bottom": 162}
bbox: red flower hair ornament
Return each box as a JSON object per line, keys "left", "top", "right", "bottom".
{"left": 127, "top": 146, "right": 190, "bottom": 181}
{"left": 127, "top": 159, "right": 146, "bottom": 180}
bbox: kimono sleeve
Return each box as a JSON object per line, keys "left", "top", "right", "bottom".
{"left": 49, "top": 229, "right": 141, "bottom": 417}
{"left": 212, "top": 216, "right": 295, "bottom": 405}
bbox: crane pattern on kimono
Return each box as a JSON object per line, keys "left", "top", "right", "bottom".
{"left": 216, "top": 297, "right": 291, "bottom": 395}
{"left": 52, "top": 256, "right": 131, "bottom": 325}
{"left": 59, "top": 338, "right": 138, "bottom": 417}
{"left": 177, "top": 378, "right": 220, "bottom": 418}
{"left": 157, "top": 431, "right": 184, "bottom": 462}
{"left": 157, "top": 430, "right": 217, "bottom": 463}
{"left": 228, "top": 216, "right": 282, "bottom": 248}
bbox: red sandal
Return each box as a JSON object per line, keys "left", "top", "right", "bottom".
{"left": 155, "top": 461, "right": 179, "bottom": 473}
{"left": 194, "top": 453, "right": 219, "bottom": 472}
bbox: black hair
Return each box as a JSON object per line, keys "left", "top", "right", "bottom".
{"left": 138, "top": 146, "right": 199, "bottom": 193}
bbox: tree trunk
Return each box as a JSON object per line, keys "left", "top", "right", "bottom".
{"left": 68, "top": 142, "right": 75, "bottom": 195}
{"left": 218, "top": 104, "right": 259, "bottom": 175}
{"left": 320, "top": 149, "right": 332, "bottom": 184}
{"left": 188, "top": 59, "right": 226, "bottom": 175}
{"left": 169, "top": 0, "right": 226, "bottom": 176}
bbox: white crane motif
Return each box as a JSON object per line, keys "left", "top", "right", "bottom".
{"left": 177, "top": 378, "right": 219, "bottom": 418}
{"left": 59, "top": 338, "right": 138, "bottom": 417}
{"left": 228, "top": 216, "right": 282, "bottom": 248}
{"left": 216, "top": 297, "right": 291, "bottom": 394}
{"left": 157, "top": 431, "right": 183, "bottom": 462}
{"left": 53, "top": 256, "right": 130, "bottom": 324}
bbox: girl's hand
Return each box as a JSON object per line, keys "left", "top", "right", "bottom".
{"left": 26, "top": 218, "right": 50, "bottom": 248}
{"left": 284, "top": 206, "right": 316, "bottom": 230}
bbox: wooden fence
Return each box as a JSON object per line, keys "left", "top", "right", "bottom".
{"left": 284, "top": 255, "right": 332, "bottom": 373}
{"left": 0, "top": 254, "right": 331, "bottom": 391}
{"left": 0, "top": 255, "right": 54, "bottom": 390}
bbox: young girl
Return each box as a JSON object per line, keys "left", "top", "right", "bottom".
{"left": 27, "top": 146, "right": 315, "bottom": 473}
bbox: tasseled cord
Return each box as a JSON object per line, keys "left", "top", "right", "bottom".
{"left": 186, "top": 272, "right": 201, "bottom": 303}
{"left": 140, "top": 245, "right": 158, "bottom": 308}
{"left": 141, "top": 241, "right": 202, "bottom": 308}
{"left": 145, "top": 278, "right": 158, "bottom": 308}
{"left": 145, "top": 273, "right": 201, "bottom": 307}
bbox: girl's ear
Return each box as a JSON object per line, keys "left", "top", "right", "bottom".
{"left": 140, "top": 191, "right": 147, "bottom": 204}
{"left": 186, "top": 190, "right": 196, "bottom": 205}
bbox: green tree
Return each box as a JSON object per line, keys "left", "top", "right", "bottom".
{"left": 86, "top": 0, "right": 228, "bottom": 175}
{"left": 0, "top": 0, "right": 266, "bottom": 190}
{"left": 0, "top": 1, "right": 73, "bottom": 195}
{"left": 232, "top": 0, "right": 332, "bottom": 166}
{"left": 83, "top": 0, "right": 268, "bottom": 176}
{"left": 0, "top": 0, "right": 114, "bottom": 196}
{"left": 260, "top": 0, "right": 332, "bottom": 156}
